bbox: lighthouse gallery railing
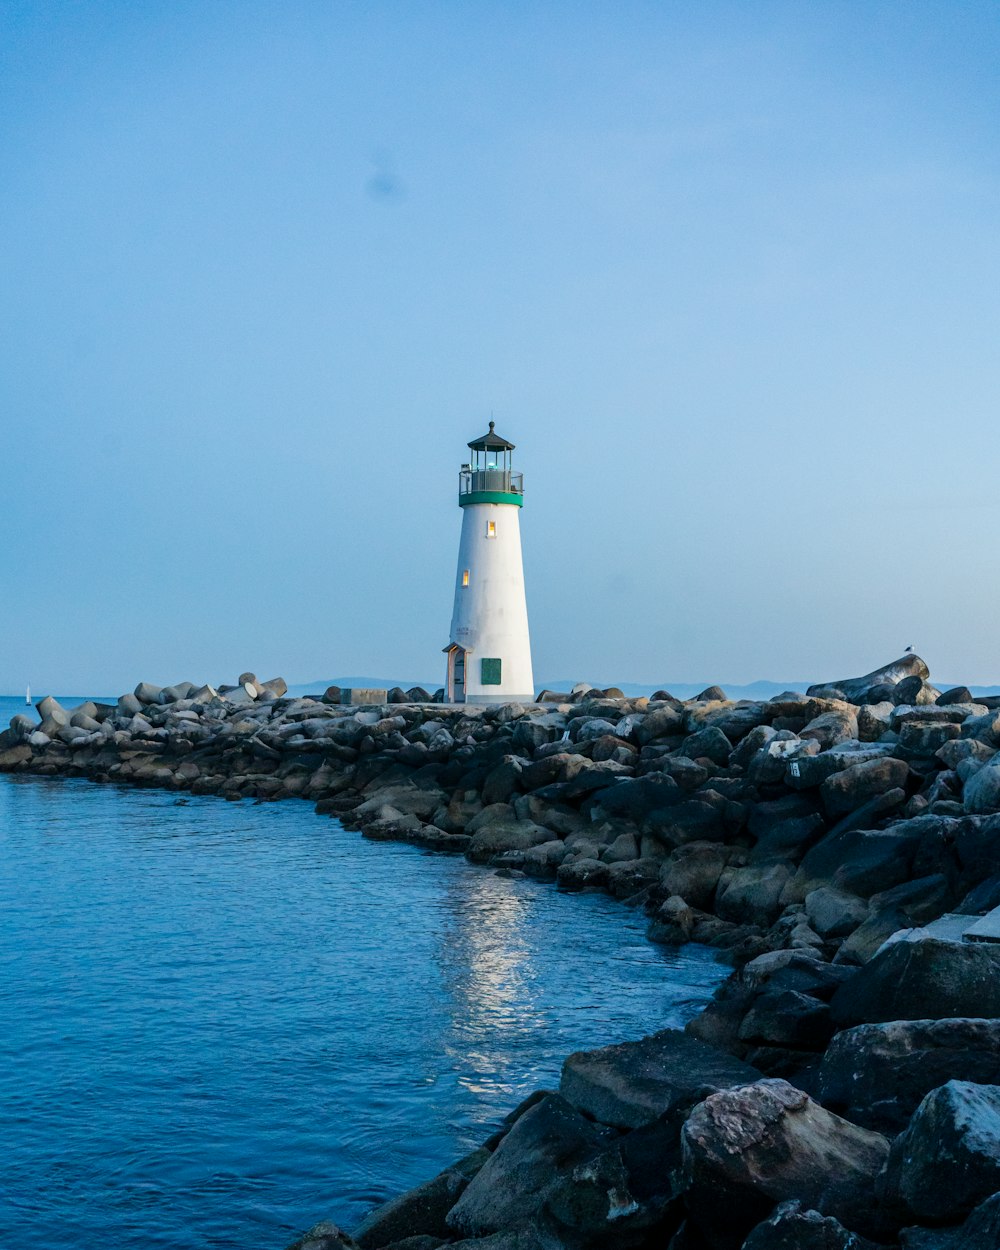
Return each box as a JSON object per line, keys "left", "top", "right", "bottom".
{"left": 458, "top": 468, "right": 523, "bottom": 496}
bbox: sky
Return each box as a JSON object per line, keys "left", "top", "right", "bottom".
{"left": 1, "top": 0, "right": 999, "bottom": 695}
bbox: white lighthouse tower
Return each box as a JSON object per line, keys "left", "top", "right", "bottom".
{"left": 444, "top": 421, "right": 534, "bottom": 704}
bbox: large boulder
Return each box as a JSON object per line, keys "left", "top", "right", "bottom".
{"left": 542, "top": 1118, "right": 685, "bottom": 1246}
{"left": 464, "top": 808, "right": 551, "bottom": 863}
{"left": 898, "top": 1193, "right": 1000, "bottom": 1250}
{"left": 830, "top": 939, "right": 1000, "bottom": 1028}
{"left": 445, "top": 1094, "right": 610, "bottom": 1237}
{"left": 715, "top": 864, "right": 790, "bottom": 927}
{"left": 807, "top": 654, "right": 930, "bottom": 704}
{"left": 820, "top": 758, "right": 910, "bottom": 818}
{"left": 791, "top": 819, "right": 934, "bottom": 900}
{"left": 818, "top": 1019, "right": 1000, "bottom": 1134}
{"left": 35, "top": 696, "right": 68, "bottom": 726}
{"left": 676, "top": 726, "right": 733, "bottom": 766}
{"left": 964, "top": 764, "right": 1000, "bottom": 815}
{"left": 481, "top": 757, "right": 524, "bottom": 806}
{"left": 659, "top": 842, "right": 732, "bottom": 909}
{"left": 836, "top": 875, "right": 954, "bottom": 965}
{"left": 800, "top": 707, "right": 859, "bottom": 751}
{"left": 559, "top": 1028, "right": 760, "bottom": 1130}
{"left": 352, "top": 1149, "right": 487, "bottom": 1247}
{"left": 286, "top": 1223, "right": 359, "bottom": 1250}
{"left": 742, "top": 1201, "right": 880, "bottom": 1249}
{"left": 882, "top": 1081, "right": 1000, "bottom": 1224}
{"left": 737, "top": 989, "right": 834, "bottom": 1050}
{"left": 805, "top": 887, "right": 869, "bottom": 939}
{"left": 681, "top": 1079, "right": 890, "bottom": 1247}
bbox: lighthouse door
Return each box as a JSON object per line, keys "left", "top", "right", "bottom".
{"left": 452, "top": 649, "right": 466, "bottom": 703}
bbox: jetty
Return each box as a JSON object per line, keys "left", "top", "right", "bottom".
{"left": 3, "top": 652, "right": 1000, "bottom": 1249}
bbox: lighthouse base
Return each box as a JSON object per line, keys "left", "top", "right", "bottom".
{"left": 463, "top": 692, "right": 536, "bottom": 705}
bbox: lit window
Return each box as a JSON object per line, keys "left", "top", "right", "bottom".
{"left": 462, "top": 570, "right": 470, "bottom": 587}
{"left": 486, "top": 520, "right": 497, "bottom": 538}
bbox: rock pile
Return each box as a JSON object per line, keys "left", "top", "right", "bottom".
{"left": 3, "top": 653, "right": 1000, "bottom": 1248}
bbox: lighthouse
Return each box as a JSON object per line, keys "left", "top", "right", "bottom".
{"left": 444, "top": 421, "right": 534, "bottom": 704}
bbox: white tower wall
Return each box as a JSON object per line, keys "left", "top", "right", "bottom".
{"left": 448, "top": 502, "right": 534, "bottom": 703}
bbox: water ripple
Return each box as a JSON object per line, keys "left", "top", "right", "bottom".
{"left": 0, "top": 769, "right": 726, "bottom": 1249}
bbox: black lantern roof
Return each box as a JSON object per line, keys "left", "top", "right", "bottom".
{"left": 468, "top": 420, "right": 515, "bottom": 452}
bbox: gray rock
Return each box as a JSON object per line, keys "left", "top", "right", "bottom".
{"left": 836, "top": 875, "right": 953, "bottom": 965}
{"left": 605, "top": 856, "right": 660, "bottom": 899}
{"left": 898, "top": 721, "right": 963, "bottom": 756}
{"left": 830, "top": 938, "right": 1000, "bottom": 1028}
{"left": 601, "top": 831, "right": 639, "bottom": 863}
{"left": 807, "top": 655, "right": 929, "bottom": 704}
{"left": 286, "top": 1223, "right": 359, "bottom": 1250}
{"left": 818, "top": 1018, "right": 1000, "bottom": 1134}
{"left": 134, "top": 681, "right": 164, "bottom": 705}
{"left": 676, "top": 726, "right": 733, "bottom": 766}
{"left": 555, "top": 857, "right": 609, "bottom": 891}
{"left": 481, "top": 757, "right": 524, "bottom": 805}
{"left": 465, "top": 817, "right": 551, "bottom": 862}
{"left": 445, "top": 1230, "right": 549, "bottom": 1250}
{"left": 805, "top": 887, "right": 869, "bottom": 939}
{"left": 659, "top": 842, "right": 732, "bottom": 909}
{"left": 520, "top": 840, "right": 568, "bottom": 879}
{"left": 543, "top": 1117, "right": 684, "bottom": 1246}
{"left": 738, "top": 991, "right": 834, "bottom": 1049}
{"left": 353, "top": 1149, "right": 487, "bottom": 1248}
{"left": 742, "top": 1201, "right": 879, "bottom": 1249}
{"left": 883, "top": 1081, "right": 1000, "bottom": 1223}
{"left": 820, "top": 758, "right": 909, "bottom": 818}
{"left": 559, "top": 1027, "right": 760, "bottom": 1130}
{"left": 715, "top": 864, "right": 790, "bottom": 926}
{"left": 791, "top": 820, "right": 931, "bottom": 900}
{"left": 893, "top": 676, "right": 938, "bottom": 706}
{"left": 635, "top": 704, "right": 685, "bottom": 742}
{"left": 965, "top": 764, "right": 1000, "bottom": 814}
{"left": 117, "top": 692, "right": 143, "bottom": 716}
{"left": 961, "top": 711, "right": 1000, "bottom": 748}
{"left": 681, "top": 1079, "right": 889, "bottom": 1247}
{"left": 858, "top": 703, "right": 894, "bottom": 742}
{"left": 937, "top": 739, "right": 997, "bottom": 770}
{"left": 8, "top": 713, "right": 36, "bottom": 741}
{"left": 258, "top": 677, "right": 288, "bottom": 698}
{"left": 35, "top": 696, "right": 68, "bottom": 726}
{"left": 939, "top": 686, "right": 975, "bottom": 705}
{"left": 445, "top": 1093, "right": 610, "bottom": 1237}
{"left": 800, "top": 707, "right": 859, "bottom": 750}
{"left": 899, "top": 1192, "right": 1000, "bottom": 1250}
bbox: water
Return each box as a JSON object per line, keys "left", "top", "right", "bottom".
{"left": 0, "top": 703, "right": 726, "bottom": 1250}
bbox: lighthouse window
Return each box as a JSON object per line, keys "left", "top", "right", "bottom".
{"left": 486, "top": 520, "right": 497, "bottom": 538}
{"left": 481, "top": 657, "right": 502, "bottom": 685}
{"left": 462, "top": 570, "right": 470, "bottom": 587}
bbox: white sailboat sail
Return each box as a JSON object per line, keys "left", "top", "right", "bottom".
{"left": 26, "top": 683, "right": 31, "bottom": 705}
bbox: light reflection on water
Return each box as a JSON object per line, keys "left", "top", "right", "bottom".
{"left": 0, "top": 772, "right": 726, "bottom": 1250}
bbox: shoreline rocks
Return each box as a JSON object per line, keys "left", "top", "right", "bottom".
{"left": 4, "top": 655, "right": 1000, "bottom": 1249}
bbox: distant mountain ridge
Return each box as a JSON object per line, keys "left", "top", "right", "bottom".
{"left": 291, "top": 677, "right": 1000, "bottom": 700}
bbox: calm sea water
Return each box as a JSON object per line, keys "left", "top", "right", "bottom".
{"left": 0, "top": 696, "right": 726, "bottom": 1250}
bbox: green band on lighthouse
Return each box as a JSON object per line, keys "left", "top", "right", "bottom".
{"left": 459, "top": 490, "right": 524, "bottom": 507}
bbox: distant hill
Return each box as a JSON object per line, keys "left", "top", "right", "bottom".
{"left": 292, "top": 676, "right": 1000, "bottom": 700}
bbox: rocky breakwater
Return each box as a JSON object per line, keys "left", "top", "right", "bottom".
{"left": 282, "top": 658, "right": 1000, "bottom": 1248}
{"left": 5, "top": 654, "right": 1000, "bottom": 1248}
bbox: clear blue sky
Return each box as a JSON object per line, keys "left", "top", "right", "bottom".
{"left": 1, "top": 1, "right": 998, "bottom": 694}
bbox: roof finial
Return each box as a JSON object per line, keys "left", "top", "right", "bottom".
{"left": 488, "top": 419, "right": 495, "bottom": 432}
